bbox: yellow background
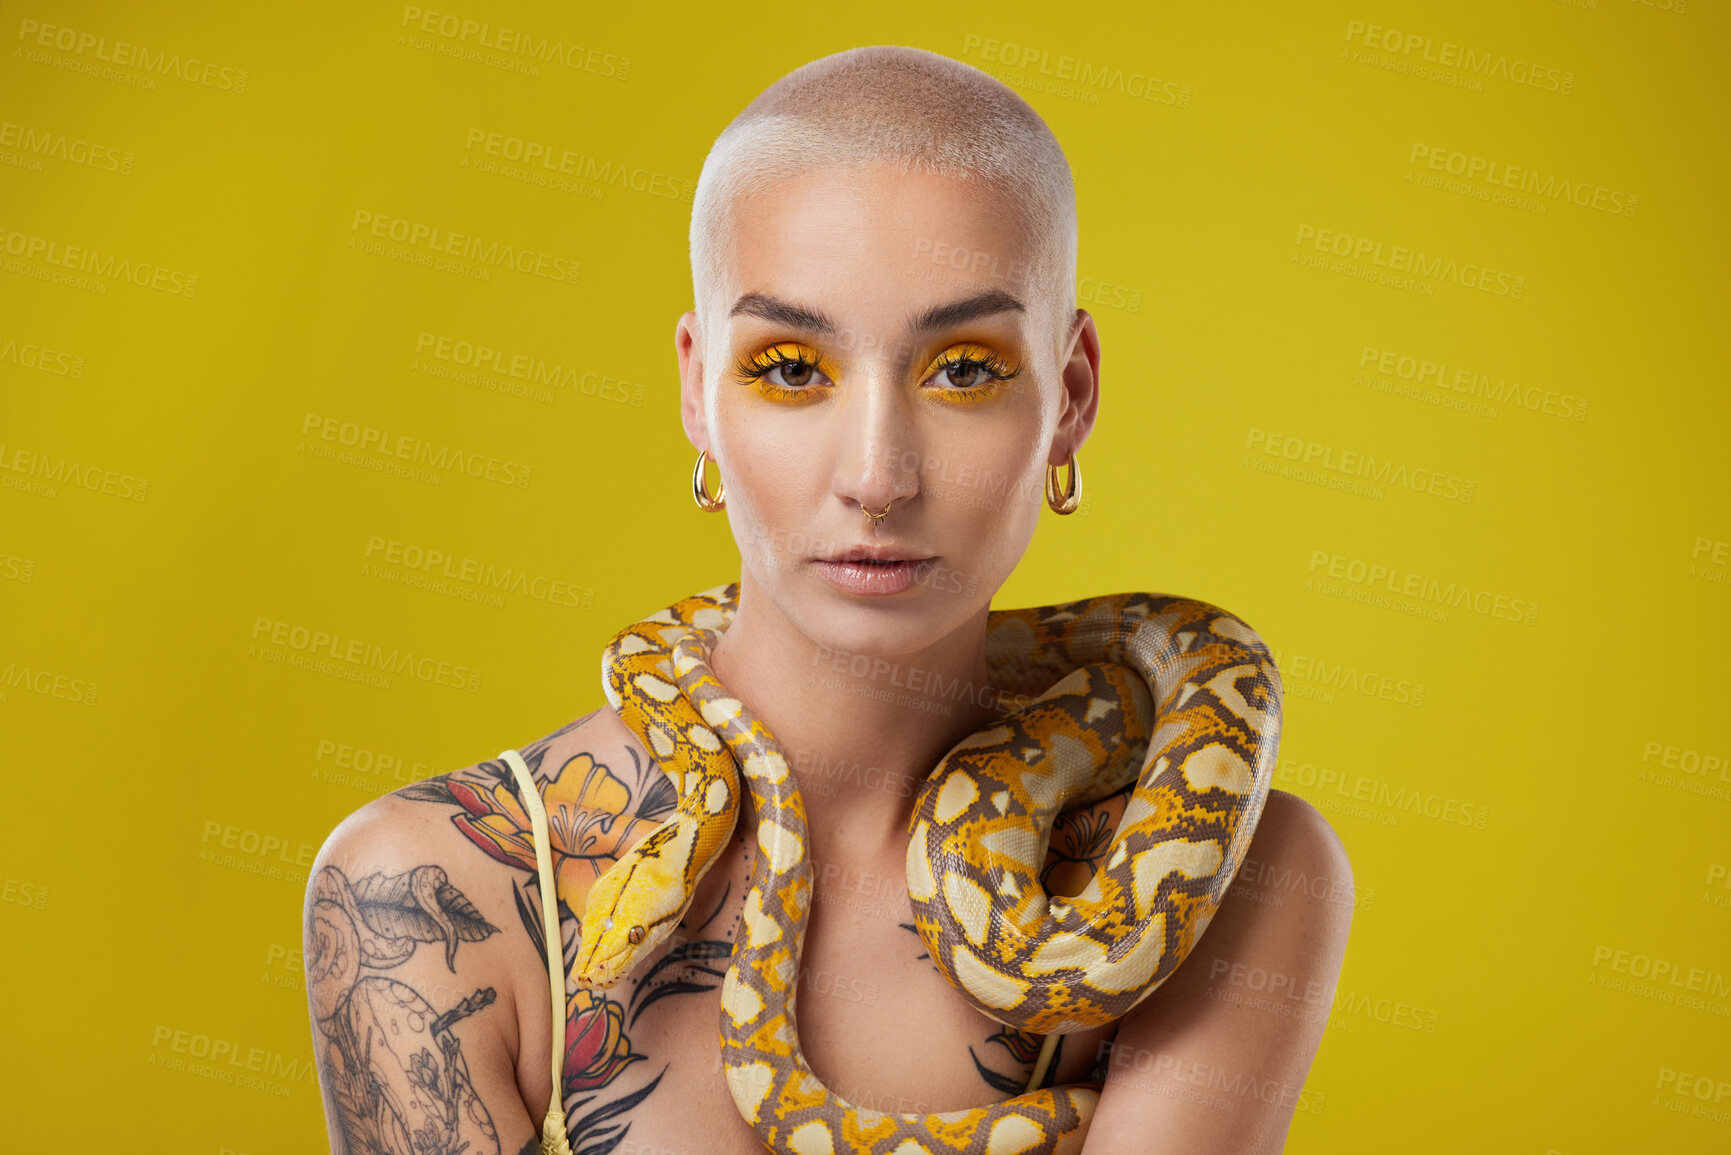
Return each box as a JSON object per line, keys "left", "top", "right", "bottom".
{"left": 3, "top": 1, "right": 1727, "bottom": 1151}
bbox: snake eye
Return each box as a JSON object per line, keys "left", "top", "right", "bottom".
{"left": 628, "top": 925, "right": 645, "bottom": 945}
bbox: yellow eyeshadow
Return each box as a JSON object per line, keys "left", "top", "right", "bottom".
{"left": 756, "top": 381, "right": 825, "bottom": 404}
{"left": 743, "top": 341, "right": 826, "bottom": 373}
{"left": 730, "top": 340, "right": 1019, "bottom": 405}
{"left": 733, "top": 341, "right": 833, "bottom": 404}
{"left": 922, "top": 342, "right": 1020, "bottom": 405}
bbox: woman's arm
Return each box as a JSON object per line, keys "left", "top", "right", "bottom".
{"left": 1081, "top": 791, "right": 1355, "bottom": 1154}
{"left": 303, "top": 799, "right": 540, "bottom": 1155}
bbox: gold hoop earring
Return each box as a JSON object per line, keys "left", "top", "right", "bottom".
{"left": 1045, "top": 452, "right": 1081, "bottom": 515}
{"left": 692, "top": 449, "right": 725, "bottom": 512}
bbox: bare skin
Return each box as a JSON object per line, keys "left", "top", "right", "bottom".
{"left": 307, "top": 162, "right": 1354, "bottom": 1154}
{"left": 310, "top": 711, "right": 1348, "bottom": 1155}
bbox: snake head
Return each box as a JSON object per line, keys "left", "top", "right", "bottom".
{"left": 572, "top": 819, "right": 699, "bottom": 988}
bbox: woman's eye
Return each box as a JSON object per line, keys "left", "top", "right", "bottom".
{"left": 922, "top": 343, "right": 1018, "bottom": 398}
{"left": 768, "top": 360, "right": 820, "bottom": 388}
{"left": 734, "top": 344, "right": 833, "bottom": 398}
{"left": 939, "top": 360, "right": 994, "bottom": 389}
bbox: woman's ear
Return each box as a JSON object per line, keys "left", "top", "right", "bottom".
{"left": 1050, "top": 307, "right": 1102, "bottom": 466}
{"left": 675, "top": 310, "right": 709, "bottom": 454}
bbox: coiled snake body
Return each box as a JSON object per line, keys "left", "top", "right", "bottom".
{"left": 577, "top": 584, "right": 1281, "bottom": 1153}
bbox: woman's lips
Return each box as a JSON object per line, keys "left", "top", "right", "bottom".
{"left": 813, "top": 556, "right": 937, "bottom": 596}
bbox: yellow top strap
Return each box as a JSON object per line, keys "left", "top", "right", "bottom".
{"left": 1026, "top": 1033, "right": 1058, "bottom": 1094}
{"left": 499, "top": 748, "right": 574, "bottom": 1155}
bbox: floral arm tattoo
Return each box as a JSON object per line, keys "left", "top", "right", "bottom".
{"left": 389, "top": 713, "right": 731, "bottom": 1154}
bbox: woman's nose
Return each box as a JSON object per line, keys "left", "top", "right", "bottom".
{"left": 830, "top": 376, "right": 921, "bottom": 519}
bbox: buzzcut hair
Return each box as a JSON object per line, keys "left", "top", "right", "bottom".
{"left": 688, "top": 45, "right": 1079, "bottom": 348}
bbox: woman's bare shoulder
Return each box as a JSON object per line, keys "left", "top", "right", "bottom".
{"left": 303, "top": 708, "right": 674, "bottom": 1143}
{"left": 317, "top": 706, "right": 660, "bottom": 864}
{"left": 303, "top": 711, "right": 639, "bottom": 1153}
{"left": 424, "top": 705, "right": 670, "bottom": 823}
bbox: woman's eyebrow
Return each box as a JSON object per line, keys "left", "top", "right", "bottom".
{"left": 729, "top": 292, "right": 836, "bottom": 334}
{"left": 909, "top": 288, "right": 1025, "bottom": 333}
{"left": 728, "top": 288, "right": 1025, "bottom": 337}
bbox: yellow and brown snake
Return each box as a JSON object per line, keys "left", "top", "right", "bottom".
{"left": 576, "top": 583, "right": 1282, "bottom": 1154}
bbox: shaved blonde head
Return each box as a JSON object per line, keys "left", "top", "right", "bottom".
{"left": 689, "top": 45, "right": 1078, "bottom": 344}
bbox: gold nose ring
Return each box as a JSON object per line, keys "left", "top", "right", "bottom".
{"left": 862, "top": 501, "right": 893, "bottom": 530}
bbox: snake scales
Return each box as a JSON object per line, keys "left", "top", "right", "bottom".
{"left": 574, "top": 583, "right": 1281, "bottom": 1153}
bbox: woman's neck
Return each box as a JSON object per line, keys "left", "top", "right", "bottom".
{"left": 706, "top": 575, "right": 1003, "bottom": 856}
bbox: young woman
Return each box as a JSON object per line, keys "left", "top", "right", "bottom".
{"left": 305, "top": 46, "right": 1352, "bottom": 1155}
